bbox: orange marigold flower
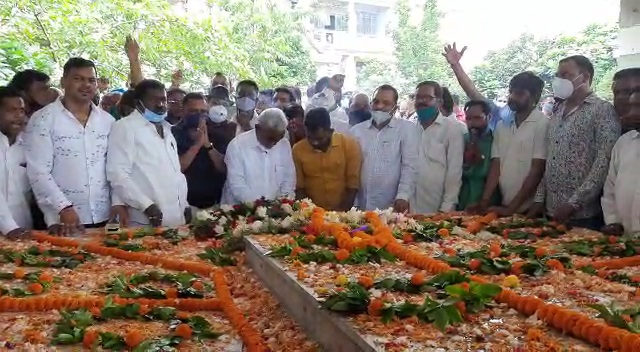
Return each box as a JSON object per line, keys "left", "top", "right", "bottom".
{"left": 546, "top": 259, "right": 565, "bottom": 271}
{"left": 89, "top": 307, "right": 101, "bottom": 317}
{"left": 454, "top": 301, "right": 466, "bottom": 315}
{"left": 305, "top": 235, "right": 317, "bottom": 243}
{"left": 534, "top": 247, "right": 548, "bottom": 257}
{"left": 466, "top": 221, "right": 482, "bottom": 234}
{"left": 358, "top": 276, "right": 374, "bottom": 288}
{"left": 176, "top": 311, "right": 191, "bottom": 320}
{"left": 290, "top": 246, "right": 305, "bottom": 257}
{"left": 125, "top": 330, "right": 145, "bottom": 347}
{"left": 368, "top": 299, "right": 384, "bottom": 316}
{"left": 334, "top": 249, "right": 350, "bottom": 262}
{"left": 410, "top": 272, "right": 426, "bottom": 286}
{"left": 191, "top": 281, "right": 204, "bottom": 290}
{"left": 608, "top": 235, "right": 618, "bottom": 244}
{"left": 82, "top": 329, "right": 99, "bottom": 348}
{"left": 443, "top": 247, "right": 457, "bottom": 256}
{"left": 480, "top": 212, "right": 497, "bottom": 224}
{"left": 437, "top": 228, "right": 450, "bottom": 237}
{"left": 469, "top": 259, "right": 482, "bottom": 271}
{"left": 27, "top": 283, "right": 43, "bottom": 294}
{"left": 38, "top": 272, "right": 54, "bottom": 283}
{"left": 138, "top": 305, "right": 151, "bottom": 316}
{"left": 14, "top": 268, "right": 26, "bottom": 279}
{"left": 402, "top": 233, "right": 414, "bottom": 243}
{"left": 511, "top": 262, "right": 524, "bottom": 275}
{"left": 460, "top": 282, "right": 470, "bottom": 291}
{"left": 175, "top": 323, "right": 193, "bottom": 339}
{"left": 165, "top": 287, "right": 178, "bottom": 299}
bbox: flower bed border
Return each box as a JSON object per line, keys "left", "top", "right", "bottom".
{"left": 29, "top": 232, "right": 268, "bottom": 352}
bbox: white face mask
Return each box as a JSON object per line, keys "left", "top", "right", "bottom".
{"left": 208, "top": 105, "right": 228, "bottom": 123}
{"left": 552, "top": 74, "right": 584, "bottom": 100}
{"left": 371, "top": 110, "right": 391, "bottom": 125}
{"left": 309, "top": 88, "right": 337, "bottom": 111}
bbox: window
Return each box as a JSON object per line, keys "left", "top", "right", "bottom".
{"left": 357, "top": 11, "right": 378, "bottom": 36}
{"left": 312, "top": 14, "right": 348, "bottom": 32}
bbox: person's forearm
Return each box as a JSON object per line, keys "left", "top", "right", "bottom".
{"left": 207, "top": 148, "right": 226, "bottom": 173}
{"left": 128, "top": 57, "right": 143, "bottom": 86}
{"left": 480, "top": 159, "right": 500, "bottom": 203}
{"left": 179, "top": 145, "right": 201, "bottom": 172}
{"left": 506, "top": 167, "right": 544, "bottom": 213}
{"left": 340, "top": 188, "right": 358, "bottom": 210}
{"left": 295, "top": 189, "right": 308, "bottom": 201}
{"left": 450, "top": 63, "right": 484, "bottom": 101}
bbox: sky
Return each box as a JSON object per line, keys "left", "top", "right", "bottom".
{"left": 437, "top": 0, "right": 620, "bottom": 68}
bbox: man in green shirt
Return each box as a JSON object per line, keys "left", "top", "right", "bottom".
{"left": 458, "top": 100, "right": 498, "bottom": 210}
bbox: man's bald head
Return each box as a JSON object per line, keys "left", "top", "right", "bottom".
{"left": 349, "top": 93, "right": 370, "bottom": 111}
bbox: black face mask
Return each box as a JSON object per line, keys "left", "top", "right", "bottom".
{"left": 349, "top": 110, "right": 372, "bottom": 125}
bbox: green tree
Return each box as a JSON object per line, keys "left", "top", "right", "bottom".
{"left": 470, "top": 24, "right": 618, "bottom": 100}
{"left": 392, "top": 0, "right": 448, "bottom": 94}
{"left": 356, "top": 59, "right": 405, "bottom": 96}
{"left": 0, "top": 0, "right": 316, "bottom": 89}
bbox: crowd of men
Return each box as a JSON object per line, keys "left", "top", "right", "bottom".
{"left": 1, "top": 38, "right": 640, "bottom": 240}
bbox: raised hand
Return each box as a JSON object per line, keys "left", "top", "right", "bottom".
{"left": 442, "top": 43, "right": 467, "bottom": 65}
{"left": 171, "top": 70, "right": 184, "bottom": 88}
{"left": 124, "top": 35, "right": 140, "bottom": 60}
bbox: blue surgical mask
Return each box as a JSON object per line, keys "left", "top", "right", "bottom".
{"left": 141, "top": 103, "right": 167, "bottom": 123}
{"left": 416, "top": 106, "right": 439, "bottom": 123}
{"left": 236, "top": 97, "right": 257, "bottom": 112}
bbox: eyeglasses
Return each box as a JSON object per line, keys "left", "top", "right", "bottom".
{"left": 168, "top": 100, "right": 181, "bottom": 105}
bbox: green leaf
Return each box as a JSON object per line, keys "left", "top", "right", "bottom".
{"left": 432, "top": 307, "right": 450, "bottom": 331}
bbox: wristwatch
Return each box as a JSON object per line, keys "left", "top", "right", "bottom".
{"left": 205, "top": 143, "right": 214, "bottom": 151}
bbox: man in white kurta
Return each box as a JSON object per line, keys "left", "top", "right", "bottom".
{"left": 413, "top": 113, "right": 464, "bottom": 214}
{"left": 0, "top": 88, "right": 32, "bottom": 238}
{"left": 601, "top": 129, "right": 640, "bottom": 236}
{"left": 23, "top": 58, "right": 125, "bottom": 234}
{"left": 222, "top": 108, "right": 295, "bottom": 205}
{"left": 107, "top": 79, "right": 189, "bottom": 227}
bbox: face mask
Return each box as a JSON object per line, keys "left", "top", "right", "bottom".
{"left": 236, "top": 97, "right": 257, "bottom": 112}
{"left": 309, "top": 88, "right": 337, "bottom": 111}
{"left": 140, "top": 103, "right": 167, "bottom": 123}
{"left": 371, "top": 110, "right": 392, "bottom": 125}
{"left": 349, "top": 110, "right": 372, "bottom": 124}
{"left": 552, "top": 74, "right": 583, "bottom": 100}
{"left": 208, "top": 105, "right": 228, "bottom": 123}
{"left": 416, "top": 106, "right": 439, "bottom": 123}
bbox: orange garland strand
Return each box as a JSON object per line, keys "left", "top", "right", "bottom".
{"left": 0, "top": 295, "right": 222, "bottom": 312}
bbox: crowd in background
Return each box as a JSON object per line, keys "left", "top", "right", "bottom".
{"left": 1, "top": 37, "right": 640, "bottom": 241}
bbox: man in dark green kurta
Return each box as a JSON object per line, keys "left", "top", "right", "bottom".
{"left": 457, "top": 100, "right": 499, "bottom": 210}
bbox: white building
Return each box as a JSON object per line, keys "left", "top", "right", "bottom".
{"left": 293, "top": 0, "right": 423, "bottom": 90}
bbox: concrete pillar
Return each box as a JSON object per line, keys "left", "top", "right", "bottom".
{"left": 618, "top": 0, "right": 640, "bottom": 69}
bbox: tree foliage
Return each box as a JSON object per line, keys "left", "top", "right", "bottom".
{"left": 392, "top": 0, "right": 449, "bottom": 95}
{"left": 0, "top": 0, "right": 316, "bottom": 89}
{"left": 470, "top": 24, "right": 618, "bottom": 100}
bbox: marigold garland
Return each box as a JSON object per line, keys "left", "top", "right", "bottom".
{"left": 30, "top": 232, "right": 269, "bottom": 351}
{"left": 314, "top": 210, "right": 640, "bottom": 351}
